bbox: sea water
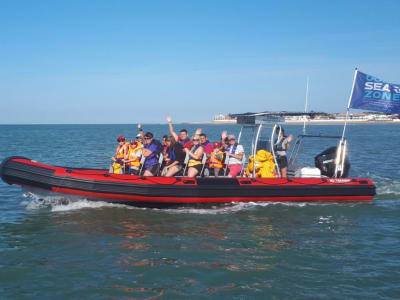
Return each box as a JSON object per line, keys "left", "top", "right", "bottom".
{"left": 0, "top": 124, "right": 399, "bottom": 299}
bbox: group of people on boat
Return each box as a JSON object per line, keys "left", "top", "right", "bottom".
{"left": 111, "top": 116, "right": 292, "bottom": 178}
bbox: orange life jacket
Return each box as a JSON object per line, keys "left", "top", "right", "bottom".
{"left": 115, "top": 143, "right": 129, "bottom": 159}
{"left": 209, "top": 150, "right": 223, "bottom": 169}
{"left": 126, "top": 142, "right": 143, "bottom": 167}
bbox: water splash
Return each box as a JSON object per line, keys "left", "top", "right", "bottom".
{"left": 161, "top": 201, "right": 355, "bottom": 215}
{"left": 370, "top": 175, "right": 400, "bottom": 199}
{"left": 20, "top": 189, "right": 367, "bottom": 215}
{"left": 21, "top": 190, "right": 129, "bottom": 212}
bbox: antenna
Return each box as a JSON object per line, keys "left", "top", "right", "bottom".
{"left": 303, "top": 76, "right": 310, "bottom": 134}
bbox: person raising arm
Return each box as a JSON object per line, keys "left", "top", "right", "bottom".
{"left": 166, "top": 115, "right": 191, "bottom": 147}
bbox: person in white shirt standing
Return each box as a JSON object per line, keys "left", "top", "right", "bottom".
{"left": 225, "top": 134, "right": 245, "bottom": 177}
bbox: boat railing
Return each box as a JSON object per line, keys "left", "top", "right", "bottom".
{"left": 288, "top": 134, "right": 348, "bottom": 178}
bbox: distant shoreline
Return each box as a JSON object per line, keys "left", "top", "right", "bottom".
{"left": 183, "top": 120, "right": 400, "bottom": 125}
{"left": 1, "top": 120, "right": 400, "bottom": 126}
{"left": 182, "top": 121, "right": 237, "bottom": 125}
{"left": 286, "top": 120, "right": 400, "bottom": 125}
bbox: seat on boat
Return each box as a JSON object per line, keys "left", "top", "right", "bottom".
{"left": 198, "top": 153, "right": 208, "bottom": 177}
{"left": 137, "top": 151, "right": 164, "bottom": 176}
{"left": 156, "top": 153, "right": 164, "bottom": 176}
{"left": 180, "top": 152, "right": 190, "bottom": 176}
{"left": 138, "top": 155, "right": 146, "bottom": 175}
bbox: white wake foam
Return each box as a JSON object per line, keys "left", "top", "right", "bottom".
{"left": 21, "top": 190, "right": 130, "bottom": 212}
{"left": 161, "top": 201, "right": 340, "bottom": 215}
{"left": 20, "top": 189, "right": 364, "bottom": 215}
{"left": 370, "top": 175, "right": 400, "bottom": 198}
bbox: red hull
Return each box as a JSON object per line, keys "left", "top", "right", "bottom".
{"left": 1, "top": 157, "right": 376, "bottom": 206}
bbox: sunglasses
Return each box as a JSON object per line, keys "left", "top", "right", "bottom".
{"left": 192, "top": 139, "right": 200, "bottom": 141}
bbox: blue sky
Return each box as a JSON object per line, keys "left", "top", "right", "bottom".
{"left": 1, "top": 0, "right": 399, "bottom": 124}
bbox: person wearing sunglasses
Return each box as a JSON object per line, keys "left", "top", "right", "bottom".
{"left": 138, "top": 124, "right": 163, "bottom": 176}
{"left": 184, "top": 135, "right": 204, "bottom": 177}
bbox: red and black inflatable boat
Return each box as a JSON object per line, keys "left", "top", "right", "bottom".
{"left": 0, "top": 157, "right": 375, "bottom": 207}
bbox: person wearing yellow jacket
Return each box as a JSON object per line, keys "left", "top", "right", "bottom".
{"left": 125, "top": 139, "right": 143, "bottom": 175}
{"left": 246, "top": 149, "right": 276, "bottom": 178}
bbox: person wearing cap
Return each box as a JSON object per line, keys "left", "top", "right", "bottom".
{"left": 225, "top": 134, "right": 245, "bottom": 177}
{"left": 135, "top": 133, "right": 143, "bottom": 142}
{"left": 110, "top": 136, "right": 129, "bottom": 173}
{"left": 141, "top": 131, "right": 162, "bottom": 176}
{"left": 209, "top": 142, "right": 224, "bottom": 177}
{"left": 111, "top": 136, "right": 128, "bottom": 162}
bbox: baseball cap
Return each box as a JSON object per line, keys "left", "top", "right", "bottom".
{"left": 144, "top": 132, "right": 153, "bottom": 139}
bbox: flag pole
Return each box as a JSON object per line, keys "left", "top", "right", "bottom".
{"left": 341, "top": 68, "right": 358, "bottom": 141}
{"left": 303, "top": 76, "right": 310, "bottom": 134}
{"left": 335, "top": 68, "right": 358, "bottom": 177}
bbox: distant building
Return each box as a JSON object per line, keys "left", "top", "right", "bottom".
{"left": 215, "top": 111, "right": 399, "bottom": 124}
{"left": 229, "top": 111, "right": 327, "bottom": 124}
{"left": 213, "top": 114, "right": 236, "bottom": 123}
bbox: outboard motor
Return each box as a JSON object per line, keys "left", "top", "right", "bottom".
{"left": 314, "top": 146, "right": 350, "bottom": 178}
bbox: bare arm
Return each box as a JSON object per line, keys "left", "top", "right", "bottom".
{"left": 221, "top": 130, "right": 227, "bottom": 140}
{"left": 167, "top": 160, "right": 179, "bottom": 168}
{"left": 137, "top": 123, "right": 145, "bottom": 139}
{"left": 227, "top": 144, "right": 244, "bottom": 160}
{"left": 228, "top": 151, "right": 244, "bottom": 160}
{"left": 142, "top": 148, "right": 152, "bottom": 157}
{"left": 284, "top": 135, "right": 293, "bottom": 150}
{"left": 195, "top": 128, "right": 202, "bottom": 136}
{"left": 166, "top": 115, "right": 178, "bottom": 141}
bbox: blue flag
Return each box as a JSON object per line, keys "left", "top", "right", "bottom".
{"left": 350, "top": 70, "right": 400, "bottom": 114}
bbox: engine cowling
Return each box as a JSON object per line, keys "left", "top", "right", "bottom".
{"left": 314, "top": 146, "right": 350, "bottom": 178}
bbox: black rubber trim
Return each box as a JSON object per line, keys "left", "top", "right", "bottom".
{"left": 197, "top": 178, "right": 240, "bottom": 186}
